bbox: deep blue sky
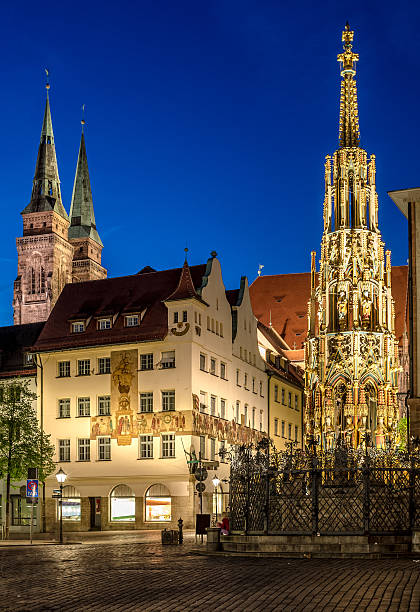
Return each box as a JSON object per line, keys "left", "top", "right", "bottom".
{"left": 0, "top": 0, "right": 418, "bottom": 325}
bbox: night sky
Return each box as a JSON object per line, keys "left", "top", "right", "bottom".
{"left": 0, "top": 1, "right": 418, "bottom": 325}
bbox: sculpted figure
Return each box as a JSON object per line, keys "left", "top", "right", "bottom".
{"left": 361, "top": 290, "right": 372, "bottom": 327}
{"left": 344, "top": 416, "right": 354, "bottom": 447}
{"left": 375, "top": 417, "right": 386, "bottom": 449}
{"left": 337, "top": 291, "right": 347, "bottom": 329}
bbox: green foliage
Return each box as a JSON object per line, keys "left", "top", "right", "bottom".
{"left": 0, "top": 378, "right": 55, "bottom": 482}
{"left": 397, "top": 417, "right": 407, "bottom": 451}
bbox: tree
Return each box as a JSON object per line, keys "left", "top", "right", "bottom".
{"left": 397, "top": 417, "right": 407, "bottom": 451}
{"left": 0, "top": 378, "right": 55, "bottom": 539}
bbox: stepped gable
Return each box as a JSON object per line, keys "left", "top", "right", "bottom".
{"left": 250, "top": 266, "right": 408, "bottom": 350}
{"left": 33, "top": 264, "right": 207, "bottom": 352}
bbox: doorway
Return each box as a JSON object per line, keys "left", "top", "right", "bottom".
{"left": 89, "top": 497, "right": 101, "bottom": 530}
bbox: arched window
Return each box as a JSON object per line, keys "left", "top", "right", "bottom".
{"left": 145, "top": 484, "right": 171, "bottom": 522}
{"left": 110, "top": 484, "right": 135, "bottom": 522}
{"left": 62, "top": 485, "right": 81, "bottom": 521}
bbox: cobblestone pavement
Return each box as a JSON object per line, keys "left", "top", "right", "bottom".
{"left": 0, "top": 539, "right": 419, "bottom": 611}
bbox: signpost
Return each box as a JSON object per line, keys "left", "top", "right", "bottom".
{"left": 26, "top": 478, "right": 38, "bottom": 545}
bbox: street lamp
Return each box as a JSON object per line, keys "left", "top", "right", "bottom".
{"left": 212, "top": 475, "right": 221, "bottom": 523}
{"left": 55, "top": 468, "right": 67, "bottom": 544}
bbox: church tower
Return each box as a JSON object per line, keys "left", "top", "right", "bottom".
{"left": 13, "top": 84, "right": 74, "bottom": 324}
{"left": 69, "top": 125, "right": 107, "bottom": 283}
{"left": 304, "top": 25, "right": 400, "bottom": 450}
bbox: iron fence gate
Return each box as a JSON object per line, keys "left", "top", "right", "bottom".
{"left": 228, "top": 441, "right": 420, "bottom": 536}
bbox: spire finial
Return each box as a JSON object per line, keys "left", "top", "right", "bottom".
{"left": 81, "top": 104, "right": 86, "bottom": 133}
{"left": 184, "top": 247, "right": 188, "bottom": 262}
{"left": 337, "top": 24, "right": 360, "bottom": 148}
{"left": 45, "top": 68, "right": 50, "bottom": 94}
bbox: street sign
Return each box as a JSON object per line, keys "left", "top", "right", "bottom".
{"left": 26, "top": 479, "right": 38, "bottom": 498}
{"left": 195, "top": 467, "right": 208, "bottom": 482}
{"left": 196, "top": 482, "right": 206, "bottom": 493}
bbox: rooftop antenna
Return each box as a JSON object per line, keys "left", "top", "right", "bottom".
{"left": 258, "top": 264, "right": 264, "bottom": 277}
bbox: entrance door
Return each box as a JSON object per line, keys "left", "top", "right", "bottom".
{"left": 89, "top": 497, "right": 101, "bottom": 530}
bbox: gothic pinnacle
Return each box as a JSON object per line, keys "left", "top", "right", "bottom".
{"left": 337, "top": 23, "right": 360, "bottom": 148}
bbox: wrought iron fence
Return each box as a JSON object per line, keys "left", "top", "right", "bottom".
{"left": 226, "top": 440, "right": 420, "bottom": 535}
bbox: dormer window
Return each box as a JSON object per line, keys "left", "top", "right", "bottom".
{"left": 173, "top": 312, "right": 179, "bottom": 323}
{"left": 98, "top": 318, "right": 111, "bottom": 330}
{"left": 125, "top": 315, "right": 139, "bottom": 327}
{"left": 72, "top": 321, "right": 85, "bottom": 333}
{"left": 182, "top": 311, "right": 187, "bottom": 322}
{"left": 24, "top": 353, "right": 34, "bottom": 366}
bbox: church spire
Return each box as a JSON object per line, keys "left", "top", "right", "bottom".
{"left": 22, "top": 84, "right": 68, "bottom": 220}
{"left": 337, "top": 23, "right": 360, "bottom": 148}
{"left": 69, "top": 128, "right": 103, "bottom": 246}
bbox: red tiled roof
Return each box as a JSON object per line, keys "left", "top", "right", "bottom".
{"left": 165, "top": 261, "right": 206, "bottom": 304}
{"left": 33, "top": 264, "right": 207, "bottom": 352}
{"left": 250, "top": 266, "right": 408, "bottom": 349}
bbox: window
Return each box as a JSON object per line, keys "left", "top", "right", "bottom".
{"left": 244, "top": 349, "right": 247, "bottom": 362}
{"left": 200, "top": 353, "right": 207, "bottom": 371}
{"left": 200, "top": 435, "right": 206, "bottom": 459}
{"left": 274, "top": 419, "right": 279, "bottom": 436}
{"left": 162, "top": 390, "right": 175, "bottom": 412}
{"left": 78, "top": 397, "right": 90, "bottom": 417}
{"left": 220, "top": 362, "right": 226, "bottom": 379}
{"left": 200, "top": 391, "right": 207, "bottom": 412}
{"left": 210, "top": 438, "right": 216, "bottom": 461}
{"left": 288, "top": 423, "right": 292, "bottom": 439}
{"left": 72, "top": 321, "right": 85, "bottom": 333}
{"left": 182, "top": 310, "right": 187, "bottom": 322}
{"left": 145, "top": 484, "right": 171, "bottom": 522}
{"left": 161, "top": 351, "right": 175, "bottom": 369}
{"left": 236, "top": 370, "right": 240, "bottom": 386}
{"left": 173, "top": 312, "right": 179, "bottom": 323}
{"left": 259, "top": 410, "right": 263, "bottom": 432}
{"left": 288, "top": 392, "right": 292, "bottom": 408}
{"left": 140, "top": 353, "right": 153, "bottom": 371}
{"left": 260, "top": 381, "right": 263, "bottom": 397}
{"left": 244, "top": 373, "right": 248, "bottom": 389}
{"left": 62, "top": 486, "right": 81, "bottom": 521}
{"left": 125, "top": 315, "right": 139, "bottom": 327}
{"left": 110, "top": 484, "right": 134, "bottom": 522}
{"left": 139, "top": 435, "right": 153, "bottom": 458}
{"left": 252, "top": 377, "right": 256, "bottom": 393}
{"left": 11, "top": 496, "right": 34, "bottom": 526}
{"left": 295, "top": 395, "right": 299, "bottom": 410}
{"left": 252, "top": 407, "right": 256, "bottom": 429}
{"left": 236, "top": 401, "right": 240, "bottom": 423}
{"left": 58, "top": 361, "right": 70, "bottom": 377}
{"left": 98, "top": 357, "right": 111, "bottom": 374}
{"left": 78, "top": 359, "right": 90, "bottom": 376}
{"left": 207, "top": 316, "right": 210, "bottom": 330}
{"left": 98, "top": 437, "right": 111, "bottom": 460}
{"left": 58, "top": 398, "right": 70, "bottom": 418}
{"left": 140, "top": 392, "right": 153, "bottom": 413}
{"left": 162, "top": 434, "right": 175, "bottom": 458}
{"left": 210, "top": 358, "right": 216, "bottom": 375}
{"left": 98, "top": 318, "right": 111, "bottom": 330}
{"left": 220, "top": 399, "right": 226, "bottom": 419}
{"left": 282, "top": 421, "right": 285, "bottom": 437}
{"left": 274, "top": 385, "right": 279, "bottom": 402}
{"left": 220, "top": 322, "right": 223, "bottom": 337}
{"left": 78, "top": 438, "right": 90, "bottom": 461}
{"left": 98, "top": 396, "right": 111, "bottom": 416}
{"left": 58, "top": 439, "right": 70, "bottom": 462}
{"left": 244, "top": 404, "right": 248, "bottom": 426}
{"left": 295, "top": 426, "right": 298, "bottom": 442}
{"left": 282, "top": 389, "right": 285, "bottom": 405}
{"left": 216, "top": 321, "right": 219, "bottom": 335}
{"left": 210, "top": 395, "right": 216, "bottom": 416}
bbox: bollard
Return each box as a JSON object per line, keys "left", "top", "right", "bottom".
{"left": 178, "top": 517, "right": 183, "bottom": 544}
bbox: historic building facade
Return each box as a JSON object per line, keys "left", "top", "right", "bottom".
{"left": 13, "top": 86, "right": 106, "bottom": 326}
{"left": 31, "top": 254, "right": 267, "bottom": 531}
{"left": 304, "top": 25, "right": 400, "bottom": 450}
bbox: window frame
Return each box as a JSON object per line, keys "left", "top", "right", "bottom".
{"left": 161, "top": 390, "right": 175, "bottom": 412}
{"left": 98, "top": 437, "right": 111, "bottom": 461}
{"left": 139, "top": 435, "right": 154, "bottom": 459}
{"left": 161, "top": 433, "right": 175, "bottom": 458}
{"left": 78, "top": 438, "right": 91, "bottom": 462}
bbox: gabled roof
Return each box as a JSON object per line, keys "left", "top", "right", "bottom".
{"left": 33, "top": 264, "right": 207, "bottom": 352}
{"left": 0, "top": 322, "right": 44, "bottom": 377}
{"left": 250, "top": 266, "right": 408, "bottom": 349}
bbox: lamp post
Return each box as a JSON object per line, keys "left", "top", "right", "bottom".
{"left": 212, "top": 475, "right": 221, "bottom": 523}
{"left": 55, "top": 468, "right": 67, "bottom": 544}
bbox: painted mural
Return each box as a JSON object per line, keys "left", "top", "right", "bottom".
{"left": 111, "top": 349, "right": 138, "bottom": 445}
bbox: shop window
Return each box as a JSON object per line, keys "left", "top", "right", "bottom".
{"left": 110, "top": 484, "right": 135, "bottom": 522}
{"left": 145, "top": 484, "right": 171, "bottom": 522}
{"left": 62, "top": 486, "right": 81, "bottom": 521}
{"left": 11, "top": 495, "right": 34, "bottom": 526}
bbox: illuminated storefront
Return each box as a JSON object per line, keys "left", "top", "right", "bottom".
{"left": 145, "top": 484, "right": 171, "bottom": 522}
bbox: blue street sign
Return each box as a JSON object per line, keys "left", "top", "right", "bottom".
{"left": 26, "top": 479, "right": 38, "bottom": 498}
